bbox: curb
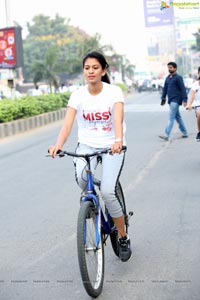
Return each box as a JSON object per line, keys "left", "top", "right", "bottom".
{"left": 0, "top": 108, "right": 66, "bottom": 139}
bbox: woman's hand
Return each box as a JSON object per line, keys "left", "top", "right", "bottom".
{"left": 48, "top": 145, "right": 62, "bottom": 158}
{"left": 186, "top": 103, "right": 193, "bottom": 111}
{"left": 110, "top": 141, "right": 123, "bottom": 154}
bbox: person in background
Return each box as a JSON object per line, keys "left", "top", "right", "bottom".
{"left": 185, "top": 73, "right": 194, "bottom": 95}
{"left": 159, "top": 62, "right": 188, "bottom": 141}
{"left": 0, "top": 90, "right": 5, "bottom": 99}
{"left": 32, "top": 85, "right": 42, "bottom": 96}
{"left": 48, "top": 51, "right": 132, "bottom": 262}
{"left": 186, "top": 66, "right": 200, "bottom": 141}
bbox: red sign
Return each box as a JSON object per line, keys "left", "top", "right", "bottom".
{"left": 0, "top": 28, "right": 17, "bottom": 68}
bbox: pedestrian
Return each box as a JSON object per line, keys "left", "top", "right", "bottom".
{"left": 159, "top": 62, "right": 188, "bottom": 141}
{"left": 32, "top": 85, "right": 42, "bottom": 96}
{"left": 48, "top": 51, "right": 132, "bottom": 262}
{"left": 186, "top": 66, "right": 200, "bottom": 142}
{"left": 185, "top": 73, "right": 194, "bottom": 95}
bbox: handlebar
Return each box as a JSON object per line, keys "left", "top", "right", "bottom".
{"left": 47, "top": 146, "right": 127, "bottom": 158}
{"left": 186, "top": 105, "right": 200, "bottom": 110}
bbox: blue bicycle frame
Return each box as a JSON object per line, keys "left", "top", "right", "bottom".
{"left": 81, "top": 168, "right": 113, "bottom": 248}
{"left": 49, "top": 147, "right": 127, "bottom": 249}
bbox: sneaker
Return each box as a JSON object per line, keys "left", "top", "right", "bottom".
{"left": 196, "top": 132, "right": 200, "bottom": 142}
{"left": 158, "top": 135, "right": 169, "bottom": 141}
{"left": 182, "top": 134, "right": 188, "bottom": 138}
{"left": 118, "top": 236, "right": 132, "bottom": 262}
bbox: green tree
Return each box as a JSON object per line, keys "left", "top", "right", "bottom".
{"left": 22, "top": 14, "right": 134, "bottom": 87}
{"left": 31, "top": 45, "right": 61, "bottom": 92}
{"left": 23, "top": 14, "right": 89, "bottom": 82}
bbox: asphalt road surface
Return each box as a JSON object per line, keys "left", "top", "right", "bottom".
{"left": 0, "top": 91, "right": 200, "bottom": 300}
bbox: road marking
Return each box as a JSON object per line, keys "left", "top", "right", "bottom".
{"left": 125, "top": 141, "right": 171, "bottom": 193}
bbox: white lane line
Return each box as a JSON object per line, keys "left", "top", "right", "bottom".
{"left": 125, "top": 142, "right": 171, "bottom": 193}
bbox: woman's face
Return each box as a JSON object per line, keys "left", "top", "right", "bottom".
{"left": 83, "top": 58, "right": 106, "bottom": 84}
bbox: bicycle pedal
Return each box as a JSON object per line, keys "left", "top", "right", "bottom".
{"left": 125, "top": 211, "right": 134, "bottom": 225}
{"left": 128, "top": 211, "right": 134, "bottom": 221}
{"left": 129, "top": 211, "right": 134, "bottom": 217}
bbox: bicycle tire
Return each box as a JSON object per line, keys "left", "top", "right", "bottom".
{"left": 110, "top": 181, "right": 127, "bottom": 257}
{"left": 77, "top": 201, "right": 104, "bottom": 298}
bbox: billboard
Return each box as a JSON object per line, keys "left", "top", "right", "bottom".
{"left": 143, "top": 0, "right": 174, "bottom": 27}
{"left": 0, "top": 27, "right": 24, "bottom": 69}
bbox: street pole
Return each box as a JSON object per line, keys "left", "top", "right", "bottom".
{"left": 4, "top": 0, "right": 10, "bottom": 27}
{"left": 4, "top": 0, "right": 15, "bottom": 98}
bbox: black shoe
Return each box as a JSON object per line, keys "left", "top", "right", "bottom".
{"left": 182, "top": 134, "right": 188, "bottom": 138}
{"left": 118, "top": 236, "right": 132, "bottom": 262}
{"left": 196, "top": 132, "right": 200, "bottom": 142}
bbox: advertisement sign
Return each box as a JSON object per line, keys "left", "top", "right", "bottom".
{"left": 0, "top": 27, "right": 23, "bottom": 69}
{"left": 143, "top": 0, "right": 174, "bottom": 27}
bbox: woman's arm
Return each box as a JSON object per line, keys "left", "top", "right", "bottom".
{"left": 111, "top": 102, "right": 124, "bottom": 153}
{"left": 187, "top": 90, "right": 195, "bottom": 110}
{"left": 49, "top": 107, "right": 77, "bottom": 157}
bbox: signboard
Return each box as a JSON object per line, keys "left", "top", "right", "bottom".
{"left": 143, "top": 0, "right": 174, "bottom": 27}
{"left": 0, "top": 27, "right": 23, "bottom": 69}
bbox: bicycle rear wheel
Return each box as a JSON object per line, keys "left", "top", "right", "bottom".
{"left": 110, "top": 181, "right": 126, "bottom": 257}
{"left": 77, "top": 201, "right": 104, "bottom": 298}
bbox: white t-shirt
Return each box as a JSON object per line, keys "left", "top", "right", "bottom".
{"left": 191, "top": 81, "right": 200, "bottom": 106}
{"left": 67, "top": 82, "right": 126, "bottom": 148}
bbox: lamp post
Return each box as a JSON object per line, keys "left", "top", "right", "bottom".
{"left": 4, "top": 0, "right": 11, "bottom": 27}
{"left": 4, "top": 0, "right": 15, "bottom": 98}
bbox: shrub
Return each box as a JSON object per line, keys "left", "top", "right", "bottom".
{"left": 0, "top": 92, "right": 71, "bottom": 123}
{"left": 0, "top": 99, "right": 21, "bottom": 122}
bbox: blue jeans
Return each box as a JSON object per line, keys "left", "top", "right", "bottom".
{"left": 165, "top": 102, "right": 187, "bottom": 137}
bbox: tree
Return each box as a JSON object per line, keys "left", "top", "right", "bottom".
{"left": 23, "top": 14, "right": 90, "bottom": 82}
{"left": 31, "top": 45, "right": 61, "bottom": 92}
{"left": 22, "top": 14, "right": 134, "bottom": 87}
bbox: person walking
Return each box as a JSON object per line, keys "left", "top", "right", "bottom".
{"left": 48, "top": 51, "right": 132, "bottom": 262}
{"left": 185, "top": 73, "right": 194, "bottom": 95}
{"left": 186, "top": 66, "right": 200, "bottom": 141}
{"left": 159, "top": 62, "right": 188, "bottom": 141}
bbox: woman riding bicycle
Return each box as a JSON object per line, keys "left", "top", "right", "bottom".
{"left": 49, "top": 51, "right": 132, "bottom": 262}
{"left": 187, "top": 66, "right": 200, "bottom": 142}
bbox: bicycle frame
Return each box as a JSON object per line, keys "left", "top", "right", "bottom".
{"left": 80, "top": 157, "right": 114, "bottom": 248}
{"left": 48, "top": 146, "right": 127, "bottom": 247}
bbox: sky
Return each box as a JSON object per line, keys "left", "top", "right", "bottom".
{"left": 0, "top": 0, "right": 147, "bottom": 65}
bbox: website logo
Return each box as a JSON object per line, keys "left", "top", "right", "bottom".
{"left": 160, "top": 1, "right": 200, "bottom": 10}
{"left": 160, "top": 1, "right": 170, "bottom": 10}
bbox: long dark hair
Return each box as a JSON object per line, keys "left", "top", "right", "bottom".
{"left": 82, "top": 51, "right": 110, "bottom": 84}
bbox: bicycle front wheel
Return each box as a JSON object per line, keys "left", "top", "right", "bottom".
{"left": 77, "top": 201, "right": 104, "bottom": 298}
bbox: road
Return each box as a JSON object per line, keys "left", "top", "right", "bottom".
{"left": 0, "top": 91, "right": 200, "bottom": 300}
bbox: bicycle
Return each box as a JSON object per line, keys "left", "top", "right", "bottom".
{"left": 48, "top": 146, "right": 133, "bottom": 298}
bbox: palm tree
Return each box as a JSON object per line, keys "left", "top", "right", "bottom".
{"left": 32, "top": 45, "right": 60, "bottom": 92}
